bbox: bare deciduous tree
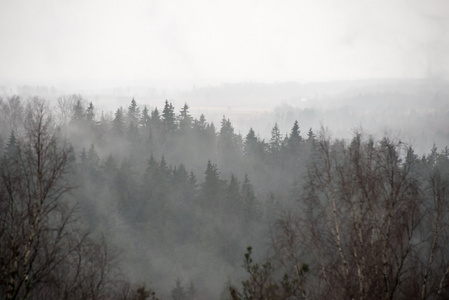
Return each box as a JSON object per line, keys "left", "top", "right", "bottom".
{"left": 0, "top": 99, "right": 121, "bottom": 299}
{"left": 269, "top": 130, "right": 449, "bottom": 299}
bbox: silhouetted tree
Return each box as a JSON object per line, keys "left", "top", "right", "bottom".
{"left": 112, "top": 107, "right": 125, "bottom": 137}
{"left": 162, "top": 100, "right": 176, "bottom": 132}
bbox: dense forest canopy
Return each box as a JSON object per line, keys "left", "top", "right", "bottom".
{"left": 1, "top": 94, "right": 449, "bottom": 299}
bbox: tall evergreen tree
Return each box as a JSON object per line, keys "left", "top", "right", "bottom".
{"left": 201, "top": 160, "right": 221, "bottom": 208}
{"left": 241, "top": 174, "right": 256, "bottom": 222}
{"left": 218, "top": 116, "right": 243, "bottom": 167}
{"left": 306, "top": 127, "right": 315, "bottom": 143}
{"left": 244, "top": 128, "right": 257, "bottom": 157}
{"left": 128, "top": 98, "right": 140, "bottom": 125}
{"left": 112, "top": 107, "right": 125, "bottom": 137}
{"left": 115, "top": 158, "right": 138, "bottom": 221}
{"left": 178, "top": 103, "right": 192, "bottom": 133}
{"left": 162, "top": 100, "right": 177, "bottom": 132}
{"left": 226, "top": 174, "right": 241, "bottom": 213}
{"left": 71, "top": 97, "right": 85, "bottom": 122}
{"left": 86, "top": 101, "right": 95, "bottom": 123}
{"left": 288, "top": 120, "right": 302, "bottom": 148}
{"left": 140, "top": 105, "right": 150, "bottom": 128}
{"left": 269, "top": 123, "right": 282, "bottom": 154}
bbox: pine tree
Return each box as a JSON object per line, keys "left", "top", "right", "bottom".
{"left": 201, "top": 160, "right": 221, "bottom": 208}
{"left": 269, "top": 123, "right": 282, "bottom": 154}
{"left": 226, "top": 174, "right": 241, "bottom": 213}
{"left": 115, "top": 158, "right": 138, "bottom": 221}
{"left": 178, "top": 103, "right": 192, "bottom": 133}
{"left": 289, "top": 120, "right": 302, "bottom": 148}
{"left": 140, "top": 105, "right": 151, "bottom": 128}
{"left": 72, "top": 97, "right": 84, "bottom": 122}
{"left": 241, "top": 174, "right": 256, "bottom": 222}
{"left": 162, "top": 100, "right": 177, "bottom": 132}
{"left": 194, "top": 114, "right": 207, "bottom": 131}
{"left": 86, "top": 102, "right": 95, "bottom": 123}
{"left": 218, "top": 116, "right": 243, "bottom": 167}
{"left": 128, "top": 98, "right": 140, "bottom": 125}
{"left": 244, "top": 128, "right": 257, "bottom": 157}
{"left": 151, "top": 107, "right": 161, "bottom": 123}
{"left": 306, "top": 127, "right": 315, "bottom": 143}
{"left": 112, "top": 107, "right": 125, "bottom": 137}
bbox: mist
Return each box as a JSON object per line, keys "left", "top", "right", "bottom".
{"left": 1, "top": 0, "right": 449, "bottom": 299}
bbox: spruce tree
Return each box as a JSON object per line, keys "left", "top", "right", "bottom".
{"left": 112, "top": 107, "right": 125, "bottom": 137}
{"left": 72, "top": 97, "right": 84, "bottom": 122}
{"left": 178, "top": 103, "right": 192, "bottom": 133}
{"left": 86, "top": 102, "right": 95, "bottom": 123}
{"left": 162, "top": 100, "right": 176, "bottom": 132}
{"left": 128, "top": 98, "right": 140, "bottom": 124}
{"left": 140, "top": 105, "right": 151, "bottom": 128}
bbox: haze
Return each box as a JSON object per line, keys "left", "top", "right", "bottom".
{"left": 1, "top": 0, "right": 448, "bottom": 89}
{"left": 2, "top": 1, "right": 449, "bottom": 299}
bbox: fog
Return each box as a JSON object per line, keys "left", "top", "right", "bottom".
{"left": 1, "top": 1, "right": 449, "bottom": 299}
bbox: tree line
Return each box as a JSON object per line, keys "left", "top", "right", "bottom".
{"left": 0, "top": 95, "right": 448, "bottom": 299}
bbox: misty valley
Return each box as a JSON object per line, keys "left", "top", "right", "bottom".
{"left": 1, "top": 94, "right": 449, "bottom": 299}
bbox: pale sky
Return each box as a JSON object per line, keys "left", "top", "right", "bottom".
{"left": 0, "top": 0, "right": 448, "bottom": 89}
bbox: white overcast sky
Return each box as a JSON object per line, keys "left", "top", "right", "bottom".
{"left": 0, "top": 0, "right": 448, "bottom": 89}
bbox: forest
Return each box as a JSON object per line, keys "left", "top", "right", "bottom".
{"left": 1, "top": 95, "right": 449, "bottom": 299}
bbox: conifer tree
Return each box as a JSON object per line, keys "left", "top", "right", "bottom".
{"left": 86, "top": 101, "right": 95, "bottom": 123}
{"left": 128, "top": 98, "right": 140, "bottom": 125}
{"left": 112, "top": 107, "right": 125, "bottom": 137}
{"left": 241, "top": 174, "right": 256, "bottom": 222}
{"left": 269, "top": 123, "right": 282, "bottom": 155}
{"left": 226, "top": 174, "right": 241, "bottom": 213}
{"left": 178, "top": 103, "right": 192, "bottom": 133}
{"left": 201, "top": 160, "right": 221, "bottom": 208}
{"left": 244, "top": 128, "right": 257, "bottom": 157}
{"left": 306, "top": 127, "right": 315, "bottom": 143}
{"left": 140, "top": 105, "right": 151, "bottom": 128}
{"left": 71, "top": 97, "right": 85, "bottom": 122}
{"left": 162, "top": 100, "right": 176, "bottom": 132}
